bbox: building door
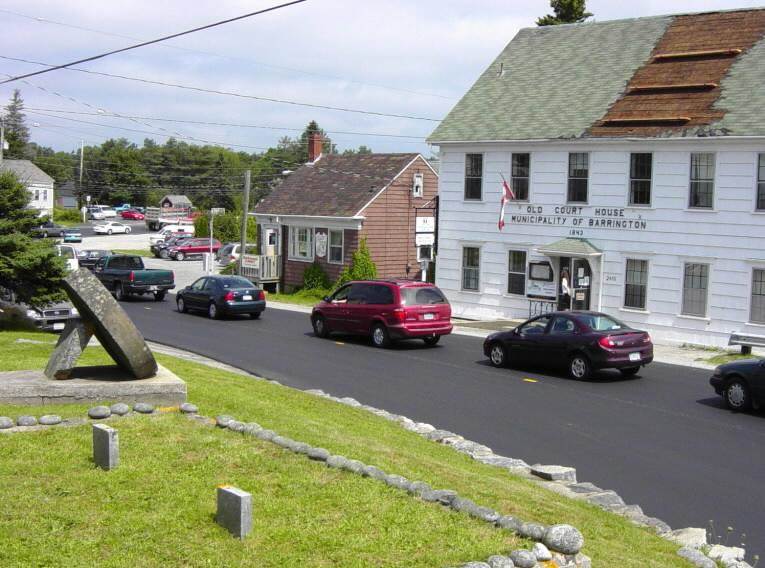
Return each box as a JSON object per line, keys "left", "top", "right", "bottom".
{"left": 263, "top": 226, "right": 280, "bottom": 256}
{"left": 571, "top": 258, "right": 592, "bottom": 310}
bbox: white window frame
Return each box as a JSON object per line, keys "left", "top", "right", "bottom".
{"left": 680, "top": 262, "right": 710, "bottom": 318}
{"left": 623, "top": 258, "right": 649, "bottom": 311}
{"left": 417, "top": 245, "right": 433, "bottom": 262}
{"left": 756, "top": 153, "right": 765, "bottom": 213}
{"left": 750, "top": 267, "right": 765, "bottom": 325}
{"left": 510, "top": 152, "right": 531, "bottom": 202}
{"left": 688, "top": 152, "right": 716, "bottom": 210}
{"left": 328, "top": 229, "right": 344, "bottom": 264}
{"left": 628, "top": 152, "right": 652, "bottom": 207}
{"left": 461, "top": 245, "right": 481, "bottom": 292}
{"left": 567, "top": 152, "right": 590, "bottom": 204}
{"left": 288, "top": 226, "right": 314, "bottom": 262}
{"left": 464, "top": 153, "right": 484, "bottom": 202}
{"left": 506, "top": 249, "right": 527, "bottom": 296}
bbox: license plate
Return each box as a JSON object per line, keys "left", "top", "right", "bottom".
{"left": 53, "top": 322, "right": 65, "bottom": 331}
{"left": 149, "top": 286, "right": 158, "bottom": 291}
{"left": 423, "top": 313, "right": 435, "bottom": 320}
{"left": 629, "top": 352, "right": 641, "bottom": 362}
{"left": 242, "top": 295, "right": 252, "bottom": 301}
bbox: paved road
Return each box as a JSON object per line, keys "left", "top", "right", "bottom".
{"left": 122, "top": 298, "right": 765, "bottom": 555}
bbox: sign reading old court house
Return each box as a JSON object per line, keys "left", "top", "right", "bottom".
{"left": 510, "top": 205, "right": 648, "bottom": 230}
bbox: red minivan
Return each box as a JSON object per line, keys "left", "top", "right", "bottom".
{"left": 311, "top": 280, "right": 452, "bottom": 348}
{"left": 168, "top": 238, "right": 221, "bottom": 261}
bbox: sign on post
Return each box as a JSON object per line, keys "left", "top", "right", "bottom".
{"left": 415, "top": 233, "right": 435, "bottom": 246}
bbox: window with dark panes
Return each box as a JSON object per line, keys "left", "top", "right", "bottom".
{"left": 464, "top": 154, "right": 483, "bottom": 200}
{"left": 624, "top": 259, "right": 648, "bottom": 310}
{"left": 511, "top": 153, "right": 530, "bottom": 201}
{"left": 757, "top": 154, "right": 765, "bottom": 211}
{"left": 567, "top": 152, "right": 589, "bottom": 203}
{"left": 507, "top": 250, "right": 527, "bottom": 295}
{"left": 329, "top": 230, "right": 344, "bottom": 263}
{"left": 682, "top": 263, "right": 709, "bottom": 317}
{"left": 461, "top": 247, "right": 480, "bottom": 291}
{"left": 689, "top": 153, "right": 715, "bottom": 209}
{"left": 751, "top": 269, "right": 765, "bottom": 323}
{"left": 629, "top": 153, "right": 652, "bottom": 206}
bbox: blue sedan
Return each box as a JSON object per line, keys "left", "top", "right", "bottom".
{"left": 176, "top": 275, "right": 266, "bottom": 320}
{"left": 61, "top": 229, "right": 83, "bottom": 243}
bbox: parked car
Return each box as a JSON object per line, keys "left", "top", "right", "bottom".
{"left": 88, "top": 206, "right": 106, "bottom": 220}
{"left": 77, "top": 249, "right": 113, "bottom": 271}
{"left": 120, "top": 209, "right": 145, "bottom": 220}
{"left": 94, "top": 221, "right": 132, "bottom": 235}
{"left": 710, "top": 358, "right": 765, "bottom": 411}
{"left": 55, "top": 244, "right": 79, "bottom": 272}
{"left": 167, "top": 238, "right": 221, "bottom": 261}
{"left": 114, "top": 203, "right": 132, "bottom": 213}
{"left": 148, "top": 225, "right": 194, "bottom": 246}
{"left": 61, "top": 228, "right": 83, "bottom": 243}
{"left": 151, "top": 234, "right": 193, "bottom": 258}
{"left": 0, "top": 287, "right": 78, "bottom": 332}
{"left": 217, "top": 243, "right": 257, "bottom": 266}
{"left": 31, "top": 221, "right": 66, "bottom": 239}
{"left": 93, "top": 254, "right": 174, "bottom": 301}
{"left": 311, "top": 280, "right": 453, "bottom": 348}
{"left": 483, "top": 311, "right": 653, "bottom": 380}
{"left": 177, "top": 275, "right": 266, "bottom": 319}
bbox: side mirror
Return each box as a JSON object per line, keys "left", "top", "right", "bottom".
{"left": 323, "top": 296, "right": 331, "bottom": 302}
{"left": 513, "top": 328, "right": 520, "bottom": 335}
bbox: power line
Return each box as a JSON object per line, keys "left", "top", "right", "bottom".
{"left": 1, "top": 55, "right": 442, "bottom": 122}
{"left": 0, "top": 1, "right": 308, "bottom": 85}
{"left": 0, "top": 7, "right": 454, "bottom": 101}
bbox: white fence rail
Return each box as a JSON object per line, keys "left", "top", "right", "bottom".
{"left": 240, "top": 254, "right": 281, "bottom": 282}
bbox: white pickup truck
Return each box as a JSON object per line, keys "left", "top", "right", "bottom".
{"left": 145, "top": 207, "right": 195, "bottom": 231}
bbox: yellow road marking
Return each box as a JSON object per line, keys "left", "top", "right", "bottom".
{"left": 522, "top": 378, "right": 538, "bottom": 383}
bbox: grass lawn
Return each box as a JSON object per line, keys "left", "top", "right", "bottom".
{"left": 702, "top": 352, "right": 763, "bottom": 365}
{"left": 112, "top": 248, "right": 153, "bottom": 258}
{"left": 266, "top": 288, "right": 329, "bottom": 307}
{"left": 0, "top": 331, "right": 691, "bottom": 567}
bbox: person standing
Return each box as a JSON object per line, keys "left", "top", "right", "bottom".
{"left": 559, "top": 269, "right": 571, "bottom": 311}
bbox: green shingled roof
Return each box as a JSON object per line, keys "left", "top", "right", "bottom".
{"left": 537, "top": 238, "right": 601, "bottom": 257}
{"left": 428, "top": 12, "right": 765, "bottom": 142}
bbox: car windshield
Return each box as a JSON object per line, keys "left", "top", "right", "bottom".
{"left": 578, "top": 314, "right": 626, "bottom": 331}
{"left": 57, "top": 247, "right": 74, "bottom": 259}
{"left": 218, "top": 277, "right": 253, "bottom": 289}
{"left": 401, "top": 286, "right": 448, "bottom": 306}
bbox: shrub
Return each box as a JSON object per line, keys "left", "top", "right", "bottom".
{"left": 52, "top": 206, "right": 82, "bottom": 224}
{"left": 303, "top": 262, "right": 330, "bottom": 290}
{"left": 336, "top": 238, "right": 377, "bottom": 287}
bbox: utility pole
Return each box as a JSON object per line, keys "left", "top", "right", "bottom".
{"left": 78, "top": 140, "right": 84, "bottom": 206}
{"left": 238, "top": 170, "right": 251, "bottom": 275}
{"left": 0, "top": 117, "right": 5, "bottom": 166}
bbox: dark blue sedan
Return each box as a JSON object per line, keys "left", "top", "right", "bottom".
{"left": 710, "top": 358, "right": 765, "bottom": 411}
{"left": 176, "top": 275, "right": 265, "bottom": 320}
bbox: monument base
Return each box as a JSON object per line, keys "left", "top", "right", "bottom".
{"left": 0, "top": 364, "right": 186, "bottom": 406}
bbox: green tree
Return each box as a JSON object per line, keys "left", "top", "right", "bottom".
{"left": 194, "top": 211, "right": 256, "bottom": 244}
{"left": 4, "top": 89, "right": 30, "bottom": 158}
{"left": 537, "top": 0, "right": 592, "bottom": 26}
{"left": 303, "top": 262, "right": 330, "bottom": 290}
{"left": 0, "top": 172, "right": 67, "bottom": 306}
{"left": 336, "top": 238, "right": 377, "bottom": 286}
{"left": 342, "top": 145, "right": 373, "bottom": 156}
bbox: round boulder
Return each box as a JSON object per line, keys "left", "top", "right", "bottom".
{"left": 307, "top": 447, "right": 330, "bottom": 461}
{"left": 17, "top": 415, "right": 38, "bottom": 427}
{"left": 110, "top": 403, "right": 130, "bottom": 416}
{"left": 518, "top": 522, "right": 547, "bottom": 541}
{"left": 39, "top": 415, "right": 63, "bottom": 426}
{"left": 326, "top": 455, "right": 350, "bottom": 469}
{"left": 179, "top": 402, "right": 198, "bottom": 414}
{"left": 215, "top": 415, "right": 234, "bottom": 428}
{"left": 509, "top": 549, "right": 536, "bottom": 568}
{"left": 533, "top": 542, "right": 552, "bottom": 561}
{"left": 0, "top": 416, "right": 14, "bottom": 429}
{"left": 88, "top": 406, "right": 111, "bottom": 420}
{"left": 133, "top": 403, "right": 154, "bottom": 414}
{"left": 487, "top": 555, "right": 515, "bottom": 568}
{"left": 544, "top": 524, "right": 585, "bottom": 555}
{"left": 227, "top": 420, "right": 245, "bottom": 432}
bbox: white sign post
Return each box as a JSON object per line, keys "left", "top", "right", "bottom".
{"left": 209, "top": 208, "right": 226, "bottom": 274}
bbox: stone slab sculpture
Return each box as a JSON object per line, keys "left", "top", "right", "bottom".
{"left": 44, "top": 268, "right": 157, "bottom": 380}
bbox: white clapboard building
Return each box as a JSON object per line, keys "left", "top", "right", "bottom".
{"left": 428, "top": 8, "right": 765, "bottom": 347}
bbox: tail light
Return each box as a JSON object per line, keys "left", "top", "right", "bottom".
{"left": 257, "top": 290, "right": 265, "bottom": 301}
{"left": 224, "top": 291, "right": 235, "bottom": 302}
{"left": 129, "top": 271, "right": 135, "bottom": 282}
{"left": 598, "top": 336, "right": 615, "bottom": 348}
{"left": 642, "top": 333, "right": 652, "bottom": 344}
{"left": 392, "top": 308, "right": 406, "bottom": 322}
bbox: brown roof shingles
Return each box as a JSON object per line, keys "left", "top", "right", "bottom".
{"left": 253, "top": 153, "right": 419, "bottom": 218}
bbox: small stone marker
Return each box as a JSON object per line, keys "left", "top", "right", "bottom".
{"left": 216, "top": 486, "right": 252, "bottom": 539}
{"left": 92, "top": 423, "right": 119, "bottom": 470}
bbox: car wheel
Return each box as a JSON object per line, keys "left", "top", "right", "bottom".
{"left": 724, "top": 377, "right": 752, "bottom": 411}
{"left": 177, "top": 297, "right": 187, "bottom": 313}
{"left": 370, "top": 323, "right": 391, "bottom": 348}
{"left": 115, "top": 283, "right": 125, "bottom": 301}
{"left": 160, "top": 249, "right": 169, "bottom": 259}
{"left": 250, "top": 312, "right": 261, "bottom": 319}
{"left": 125, "top": 227, "right": 131, "bottom": 234}
{"left": 488, "top": 342, "right": 507, "bottom": 367}
{"left": 42, "top": 232, "right": 48, "bottom": 239}
{"left": 423, "top": 335, "right": 440, "bottom": 347}
{"left": 154, "top": 291, "right": 166, "bottom": 302}
{"left": 107, "top": 229, "right": 112, "bottom": 235}
{"left": 176, "top": 252, "right": 185, "bottom": 261}
{"left": 568, "top": 354, "right": 591, "bottom": 380}
{"left": 312, "top": 315, "right": 329, "bottom": 338}
{"left": 208, "top": 302, "right": 219, "bottom": 320}
{"left": 620, "top": 366, "right": 640, "bottom": 377}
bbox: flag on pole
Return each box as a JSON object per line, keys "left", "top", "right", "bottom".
{"left": 498, "top": 174, "right": 515, "bottom": 231}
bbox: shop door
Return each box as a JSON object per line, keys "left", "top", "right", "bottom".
{"left": 571, "top": 258, "right": 592, "bottom": 310}
{"left": 263, "top": 227, "right": 279, "bottom": 256}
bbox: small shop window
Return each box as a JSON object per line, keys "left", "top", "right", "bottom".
{"left": 461, "top": 246, "right": 480, "bottom": 291}
{"left": 464, "top": 154, "right": 483, "bottom": 200}
{"left": 511, "top": 153, "right": 530, "bottom": 201}
{"left": 417, "top": 245, "right": 433, "bottom": 261}
{"left": 681, "top": 263, "right": 709, "bottom": 317}
{"left": 624, "top": 259, "right": 648, "bottom": 310}
{"left": 751, "top": 269, "right": 765, "bottom": 324}
{"left": 328, "top": 230, "right": 344, "bottom": 264}
{"left": 507, "top": 250, "right": 527, "bottom": 295}
{"left": 288, "top": 226, "right": 314, "bottom": 261}
{"left": 629, "top": 153, "right": 652, "bottom": 206}
{"left": 689, "top": 153, "right": 715, "bottom": 209}
{"left": 757, "top": 154, "right": 765, "bottom": 211}
{"left": 567, "top": 153, "right": 589, "bottom": 203}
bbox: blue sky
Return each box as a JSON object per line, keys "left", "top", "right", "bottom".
{"left": 1, "top": 0, "right": 762, "bottom": 156}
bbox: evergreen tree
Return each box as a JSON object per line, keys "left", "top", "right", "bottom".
{"left": 4, "top": 89, "right": 30, "bottom": 158}
{"left": 336, "top": 238, "right": 377, "bottom": 286}
{"left": 0, "top": 172, "right": 67, "bottom": 306}
{"left": 537, "top": 0, "right": 592, "bottom": 26}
